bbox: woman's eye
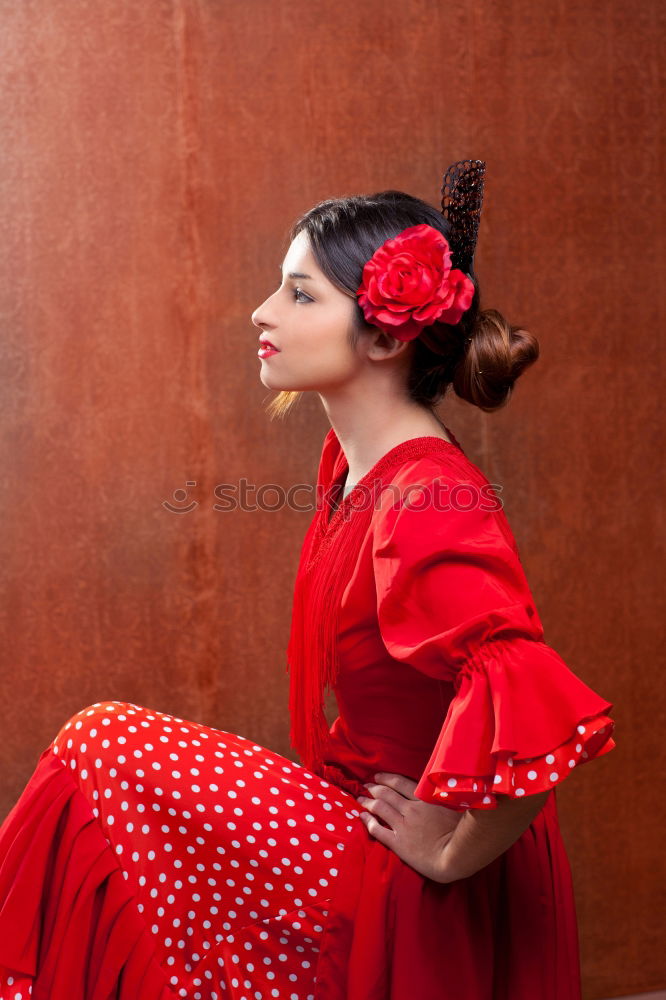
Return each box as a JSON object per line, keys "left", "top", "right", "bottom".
{"left": 292, "top": 287, "right": 311, "bottom": 303}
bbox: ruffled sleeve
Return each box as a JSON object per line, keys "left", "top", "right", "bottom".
{"left": 372, "top": 459, "right": 616, "bottom": 810}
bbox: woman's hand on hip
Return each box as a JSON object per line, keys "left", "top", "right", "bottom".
{"left": 356, "top": 772, "right": 463, "bottom": 883}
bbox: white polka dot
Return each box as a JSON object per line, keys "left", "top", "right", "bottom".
{"left": 545, "top": 754, "right": 555, "bottom": 764}
{"left": 527, "top": 770, "right": 537, "bottom": 780}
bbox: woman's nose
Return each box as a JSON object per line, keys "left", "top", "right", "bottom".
{"left": 251, "top": 305, "right": 268, "bottom": 329}
{"left": 251, "top": 295, "right": 275, "bottom": 329}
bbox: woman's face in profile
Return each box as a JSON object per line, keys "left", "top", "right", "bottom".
{"left": 251, "top": 230, "right": 363, "bottom": 393}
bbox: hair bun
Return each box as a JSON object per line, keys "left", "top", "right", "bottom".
{"left": 453, "top": 309, "right": 539, "bottom": 412}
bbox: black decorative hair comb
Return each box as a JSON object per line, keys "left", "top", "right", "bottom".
{"left": 440, "top": 159, "right": 487, "bottom": 276}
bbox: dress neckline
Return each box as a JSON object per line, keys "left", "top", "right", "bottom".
{"left": 323, "top": 428, "right": 465, "bottom": 531}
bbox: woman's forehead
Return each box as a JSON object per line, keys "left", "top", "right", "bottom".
{"left": 281, "top": 231, "right": 327, "bottom": 285}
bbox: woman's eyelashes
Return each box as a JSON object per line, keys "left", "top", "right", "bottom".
{"left": 292, "top": 286, "right": 312, "bottom": 303}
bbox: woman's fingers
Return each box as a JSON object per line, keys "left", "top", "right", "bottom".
{"left": 359, "top": 810, "right": 396, "bottom": 847}
{"left": 357, "top": 794, "right": 403, "bottom": 829}
{"left": 371, "top": 772, "right": 419, "bottom": 799}
{"left": 362, "top": 783, "right": 408, "bottom": 815}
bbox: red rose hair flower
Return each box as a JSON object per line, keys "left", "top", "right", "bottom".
{"left": 356, "top": 223, "right": 475, "bottom": 342}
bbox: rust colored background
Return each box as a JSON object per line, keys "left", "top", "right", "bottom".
{"left": 0, "top": 1, "right": 663, "bottom": 996}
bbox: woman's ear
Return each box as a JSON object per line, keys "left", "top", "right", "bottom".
{"left": 364, "top": 328, "right": 412, "bottom": 363}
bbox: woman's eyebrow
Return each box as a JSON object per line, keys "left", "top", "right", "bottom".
{"left": 279, "top": 267, "right": 315, "bottom": 280}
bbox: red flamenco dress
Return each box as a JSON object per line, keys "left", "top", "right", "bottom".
{"left": 0, "top": 426, "right": 616, "bottom": 1000}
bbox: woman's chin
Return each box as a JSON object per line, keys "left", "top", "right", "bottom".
{"left": 259, "top": 373, "right": 293, "bottom": 391}
{"left": 259, "top": 368, "right": 319, "bottom": 392}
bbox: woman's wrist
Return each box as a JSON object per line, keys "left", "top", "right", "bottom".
{"left": 433, "top": 790, "right": 551, "bottom": 884}
{"left": 433, "top": 833, "right": 463, "bottom": 884}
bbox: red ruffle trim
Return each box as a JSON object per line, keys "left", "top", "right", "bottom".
{"left": 0, "top": 747, "right": 175, "bottom": 1000}
{"left": 414, "top": 637, "right": 617, "bottom": 810}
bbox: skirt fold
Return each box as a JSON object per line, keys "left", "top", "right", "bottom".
{"left": 0, "top": 747, "right": 174, "bottom": 1000}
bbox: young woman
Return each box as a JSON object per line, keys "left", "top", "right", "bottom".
{"left": 0, "top": 161, "right": 615, "bottom": 1000}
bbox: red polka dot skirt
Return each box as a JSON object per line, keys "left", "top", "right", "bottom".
{"left": 0, "top": 701, "right": 363, "bottom": 1000}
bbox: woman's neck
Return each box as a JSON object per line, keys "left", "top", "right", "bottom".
{"left": 325, "top": 404, "right": 453, "bottom": 491}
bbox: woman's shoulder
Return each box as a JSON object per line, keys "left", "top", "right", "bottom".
{"left": 372, "top": 444, "right": 517, "bottom": 558}
{"left": 381, "top": 442, "right": 501, "bottom": 511}
{"left": 390, "top": 444, "right": 490, "bottom": 487}
{"left": 319, "top": 427, "right": 514, "bottom": 543}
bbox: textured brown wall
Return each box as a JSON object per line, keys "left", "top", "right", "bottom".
{"left": 0, "top": 1, "right": 663, "bottom": 996}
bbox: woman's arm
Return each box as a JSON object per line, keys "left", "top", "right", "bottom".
{"left": 357, "top": 773, "right": 551, "bottom": 884}
{"left": 436, "top": 789, "right": 551, "bottom": 883}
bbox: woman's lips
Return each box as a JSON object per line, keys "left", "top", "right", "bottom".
{"left": 258, "top": 344, "right": 280, "bottom": 358}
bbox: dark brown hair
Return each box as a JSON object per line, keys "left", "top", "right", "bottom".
{"left": 266, "top": 190, "right": 538, "bottom": 419}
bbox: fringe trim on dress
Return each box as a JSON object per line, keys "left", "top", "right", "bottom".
{"left": 286, "top": 432, "right": 467, "bottom": 776}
